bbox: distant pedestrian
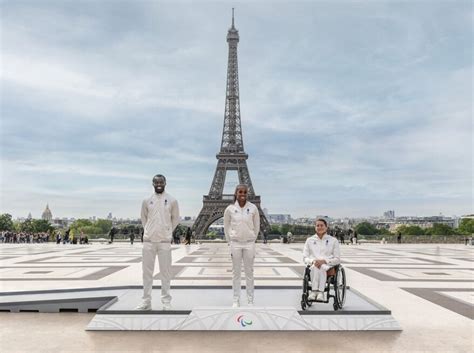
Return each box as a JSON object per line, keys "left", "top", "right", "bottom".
{"left": 263, "top": 229, "right": 268, "bottom": 244}
{"left": 172, "top": 228, "right": 181, "bottom": 244}
{"left": 184, "top": 227, "right": 192, "bottom": 245}
{"left": 130, "top": 231, "right": 135, "bottom": 245}
{"left": 64, "top": 229, "right": 70, "bottom": 244}
{"left": 397, "top": 232, "right": 402, "bottom": 244}
{"left": 109, "top": 227, "right": 117, "bottom": 244}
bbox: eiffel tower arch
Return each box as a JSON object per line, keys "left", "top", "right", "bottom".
{"left": 193, "top": 9, "right": 270, "bottom": 237}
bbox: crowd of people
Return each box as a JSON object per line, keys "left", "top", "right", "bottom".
{"left": 0, "top": 231, "right": 51, "bottom": 243}
{"left": 0, "top": 230, "right": 90, "bottom": 244}
{"left": 1, "top": 227, "right": 356, "bottom": 245}
{"left": 330, "top": 227, "right": 358, "bottom": 245}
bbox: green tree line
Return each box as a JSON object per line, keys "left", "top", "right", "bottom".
{"left": 1, "top": 213, "right": 473, "bottom": 237}
{"left": 355, "top": 219, "right": 474, "bottom": 236}
{"left": 69, "top": 219, "right": 113, "bottom": 235}
{"left": 0, "top": 214, "right": 54, "bottom": 233}
{"left": 269, "top": 224, "right": 315, "bottom": 235}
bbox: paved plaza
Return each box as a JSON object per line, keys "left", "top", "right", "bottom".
{"left": 0, "top": 242, "right": 472, "bottom": 352}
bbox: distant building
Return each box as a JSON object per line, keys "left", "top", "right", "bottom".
{"left": 268, "top": 214, "right": 292, "bottom": 224}
{"left": 27, "top": 212, "right": 32, "bottom": 220}
{"left": 294, "top": 217, "right": 316, "bottom": 225}
{"left": 461, "top": 214, "right": 474, "bottom": 219}
{"left": 384, "top": 216, "right": 456, "bottom": 231}
{"left": 41, "top": 204, "right": 53, "bottom": 221}
{"left": 208, "top": 224, "right": 225, "bottom": 236}
{"left": 51, "top": 218, "right": 69, "bottom": 228}
{"left": 107, "top": 212, "right": 113, "bottom": 220}
{"left": 383, "top": 210, "right": 395, "bottom": 219}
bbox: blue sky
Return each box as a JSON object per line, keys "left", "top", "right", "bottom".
{"left": 1, "top": 0, "right": 472, "bottom": 219}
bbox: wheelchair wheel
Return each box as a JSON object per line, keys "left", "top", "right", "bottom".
{"left": 301, "top": 298, "right": 307, "bottom": 311}
{"left": 302, "top": 273, "right": 312, "bottom": 307}
{"left": 301, "top": 268, "right": 313, "bottom": 310}
{"left": 334, "top": 266, "right": 346, "bottom": 309}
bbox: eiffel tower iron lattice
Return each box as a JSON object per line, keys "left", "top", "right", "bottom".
{"left": 193, "top": 10, "right": 270, "bottom": 237}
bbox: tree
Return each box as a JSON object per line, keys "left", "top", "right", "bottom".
{"left": 0, "top": 214, "right": 14, "bottom": 231}
{"left": 206, "top": 230, "right": 217, "bottom": 239}
{"left": 458, "top": 219, "right": 474, "bottom": 235}
{"left": 280, "top": 224, "right": 291, "bottom": 235}
{"left": 425, "top": 223, "right": 457, "bottom": 236}
{"left": 95, "top": 219, "right": 112, "bottom": 234}
{"left": 270, "top": 225, "right": 281, "bottom": 235}
{"left": 397, "top": 225, "right": 425, "bottom": 236}
{"left": 174, "top": 224, "right": 187, "bottom": 236}
{"left": 378, "top": 227, "right": 392, "bottom": 235}
{"left": 19, "top": 219, "right": 35, "bottom": 232}
{"left": 355, "top": 222, "right": 378, "bottom": 235}
{"left": 71, "top": 219, "right": 93, "bottom": 229}
{"left": 32, "top": 219, "right": 53, "bottom": 233}
{"left": 71, "top": 219, "right": 112, "bottom": 235}
{"left": 80, "top": 226, "right": 103, "bottom": 235}
{"left": 17, "top": 219, "right": 52, "bottom": 233}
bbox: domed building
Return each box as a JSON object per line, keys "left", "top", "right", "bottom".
{"left": 42, "top": 204, "right": 53, "bottom": 221}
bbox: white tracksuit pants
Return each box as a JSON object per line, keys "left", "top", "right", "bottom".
{"left": 230, "top": 241, "right": 255, "bottom": 302}
{"left": 310, "top": 264, "right": 331, "bottom": 292}
{"left": 142, "top": 242, "right": 172, "bottom": 304}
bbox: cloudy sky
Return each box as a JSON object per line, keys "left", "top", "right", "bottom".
{"left": 1, "top": 0, "right": 472, "bottom": 220}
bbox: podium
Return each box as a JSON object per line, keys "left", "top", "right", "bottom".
{"left": 0, "top": 286, "right": 401, "bottom": 331}
{"left": 86, "top": 286, "right": 401, "bottom": 331}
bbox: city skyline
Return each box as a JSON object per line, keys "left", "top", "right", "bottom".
{"left": 8, "top": 203, "right": 467, "bottom": 221}
{"left": 1, "top": 1, "right": 472, "bottom": 219}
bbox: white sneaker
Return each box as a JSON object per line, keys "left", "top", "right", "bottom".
{"left": 232, "top": 300, "right": 240, "bottom": 308}
{"left": 308, "top": 291, "right": 318, "bottom": 301}
{"left": 162, "top": 302, "right": 172, "bottom": 311}
{"left": 135, "top": 301, "right": 152, "bottom": 311}
{"left": 316, "top": 292, "right": 325, "bottom": 301}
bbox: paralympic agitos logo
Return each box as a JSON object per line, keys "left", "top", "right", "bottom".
{"left": 236, "top": 315, "right": 253, "bottom": 327}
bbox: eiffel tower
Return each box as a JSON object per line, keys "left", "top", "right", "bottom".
{"left": 193, "top": 9, "right": 270, "bottom": 237}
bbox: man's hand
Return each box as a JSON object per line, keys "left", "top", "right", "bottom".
{"left": 313, "top": 259, "right": 327, "bottom": 269}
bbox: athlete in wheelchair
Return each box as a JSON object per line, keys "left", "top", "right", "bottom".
{"left": 301, "top": 218, "right": 346, "bottom": 311}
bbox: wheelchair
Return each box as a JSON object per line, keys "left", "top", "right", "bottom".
{"left": 301, "top": 264, "right": 346, "bottom": 311}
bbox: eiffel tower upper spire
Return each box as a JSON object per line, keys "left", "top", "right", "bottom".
{"left": 221, "top": 8, "right": 244, "bottom": 154}
{"left": 232, "top": 7, "right": 235, "bottom": 28}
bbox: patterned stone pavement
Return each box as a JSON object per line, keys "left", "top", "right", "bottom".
{"left": 0, "top": 242, "right": 472, "bottom": 352}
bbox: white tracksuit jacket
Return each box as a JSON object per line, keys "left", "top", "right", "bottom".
{"left": 141, "top": 192, "right": 180, "bottom": 242}
{"left": 223, "top": 201, "right": 260, "bottom": 242}
{"left": 303, "top": 233, "right": 341, "bottom": 266}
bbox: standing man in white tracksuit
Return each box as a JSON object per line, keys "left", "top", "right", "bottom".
{"left": 136, "top": 174, "right": 180, "bottom": 310}
{"left": 303, "top": 218, "right": 340, "bottom": 301}
{"left": 224, "top": 184, "right": 260, "bottom": 308}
